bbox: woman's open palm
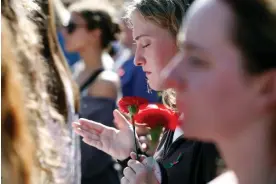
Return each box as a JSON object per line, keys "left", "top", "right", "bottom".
{"left": 72, "top": 109, "right": 136, "bottom": 160}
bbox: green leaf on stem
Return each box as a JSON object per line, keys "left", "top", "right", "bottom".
{"left": 150, "top": 125, "right": 163, "bottom": 144}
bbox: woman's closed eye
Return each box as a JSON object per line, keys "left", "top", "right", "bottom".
{"left": 133, "top": 42, "right": 150, "bottom": 48}
{"left": 188, "top": 55, "right": 208, "bottom": 68}
{"left": 142, "top": 43, "right": 150, "bottom": 48}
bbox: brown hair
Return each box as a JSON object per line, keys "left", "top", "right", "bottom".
{"left": 222, "top": 0, "right": 276, "bottom": 163}
{"left": 32, "top": 0, "right": 82, "bottom": 181}
{"left": 1, "top": 17, "right": 34, "bottom": 184}
{"left": 37, "top": 0, "right": 80, "bottom": 119}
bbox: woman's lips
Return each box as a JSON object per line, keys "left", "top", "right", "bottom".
{"left": 144, "top": 71, "right": 152, "bottom": 76}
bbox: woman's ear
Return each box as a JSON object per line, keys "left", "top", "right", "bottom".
{"left": 256, "top": 70, "right": 276, "bottom": 112}
{"left": 267, "top": 70, "right": 276, "bottom": 110}
{"left": 89, "top": 28, "right": 101, "bottom": 39}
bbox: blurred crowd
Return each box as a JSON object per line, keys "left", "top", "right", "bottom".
{"left": 2, "top": 0, "right": 276, "bottom": 184}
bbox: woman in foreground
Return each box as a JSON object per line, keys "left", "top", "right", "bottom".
{"left": 1, "top": 16, "right": 34, "bottom": 184}
{"left": 162, "top": 0, "right": 276, "bottom": 183}
{"left": 2, "top": 0, "right": 81, "bottom": 183}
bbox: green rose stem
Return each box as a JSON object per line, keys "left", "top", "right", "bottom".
{"left": 150, "top": 125, "right": 163, "bottom": 149}
{"left": 128, "top": 105, "right": 139, "bottom": 160}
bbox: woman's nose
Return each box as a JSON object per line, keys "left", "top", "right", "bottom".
{"left": 134, "top": 57, "right": 146, "bottom": 66}
{"left": 133, "top": 46, "right": 146, "bottom": 66}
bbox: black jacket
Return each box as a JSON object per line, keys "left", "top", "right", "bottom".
{"left": 119, "top": 129, "right": 219, "bottom": 184}
{"left": 155, "top": 130, "right": 219, "bottom": 184}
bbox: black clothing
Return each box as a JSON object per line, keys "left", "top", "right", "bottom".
{"left": 155, "top": 129, "right": 219, "bottom": 184}
{"left": 118, "top": 129, "right": 219, "bottom": 184}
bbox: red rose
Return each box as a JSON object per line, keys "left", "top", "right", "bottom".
{"left": 134, "top": 104, "right": 179, "bottom": 130}
{"left": 118, "top": 96, "right": 148, "bottom": 115}
{"left": 118, "top": 97, "right": 149, "bottom": 158}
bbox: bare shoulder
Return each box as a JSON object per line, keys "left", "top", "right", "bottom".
{"left": 72, "top": 60, "right": 84, "bottom": 79}
{"left": 98, "top": 70, "right": 120, "bottom": 86}
{"left": 208, "top": 171, "right": 238, "bottom": 184}
{"left": 87, "top": 70, "right": 120, "bottom": 99}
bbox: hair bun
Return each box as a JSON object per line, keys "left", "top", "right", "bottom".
{"left": 108, "top": 22, "right": 120, "bottom": 42}
{"left": 112, "top": 22, "right": 121, "bottom": 34}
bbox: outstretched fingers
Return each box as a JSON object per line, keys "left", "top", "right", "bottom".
{"left": 113, "top": 109, "right": 132, "bottom": 130}
{"left": 72, "top": 118, "right": 106, "bottom": 135}
{"left": 75, "top": 126, "right": 100, "bottom": 140}
{"left": 82, "top": 136, "right": 103, "bottom": 150}
{"left": 79, "top": 118, "right": 105, "bottom": 132}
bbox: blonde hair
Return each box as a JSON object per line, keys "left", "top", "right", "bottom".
{"left": 1, "top": 17, "right": 34, "bottom": 184}
{"left": 2, "top": 0, "right": 79, "bottom": 183}
{"left": 162, "top": 89, "right": 177, "bottom": 111}
{"left": 124, "top": 0, "right": 192, "bottom": 36}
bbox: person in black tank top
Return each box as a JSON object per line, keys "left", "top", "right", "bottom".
{"left": 61, "top": 1, "right": 122, "bottom": 183}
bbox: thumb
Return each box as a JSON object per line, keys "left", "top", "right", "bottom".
{"left": 130, "top": 152, "right": 147, "bottom": 162}
{"left": 141, "top": 143, "right": 148, "bottom": 152}
{"left": 113, "top": 109, "right": 131, "bottom": 130}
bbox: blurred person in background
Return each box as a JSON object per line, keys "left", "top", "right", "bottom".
{"left": 55, "top": 0, "right": 81, "bottom": 68}
{"left": 2, "top": 0, "right": 81, "bottom": 183}
{"left": 61, "top": 0, "right": 121, "bottom": 183}
{"left": 58, "top": 31, "right": 81, "bottom": 67}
